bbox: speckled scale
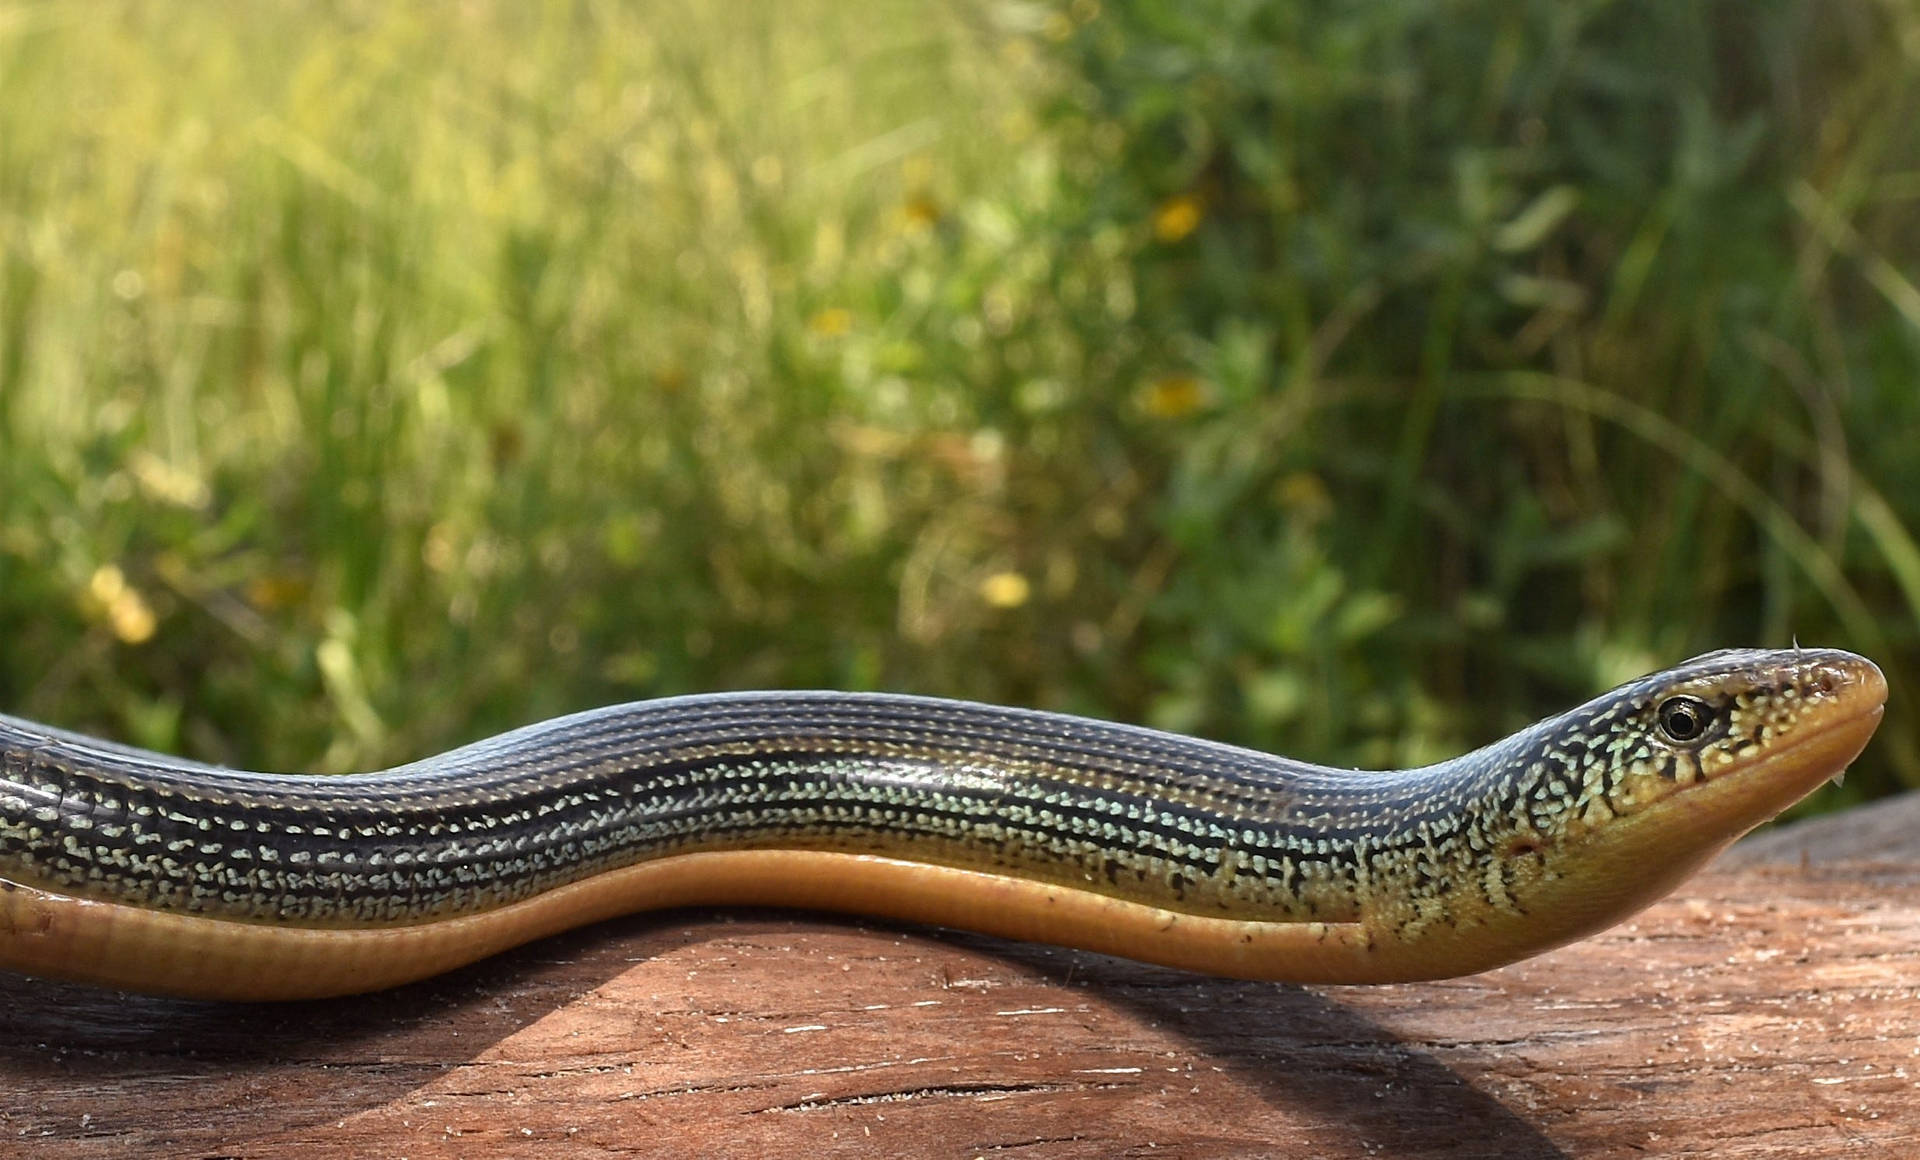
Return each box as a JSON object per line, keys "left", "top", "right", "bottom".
{"left": 0, "top": 649, "right": 1866, "bottom": 934}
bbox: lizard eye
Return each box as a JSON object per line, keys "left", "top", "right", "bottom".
{"left": 1657, "top": 696, "right": 1712, "bottom": 743}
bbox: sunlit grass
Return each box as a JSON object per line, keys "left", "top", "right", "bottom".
{"left": 0, "top": 1, "right": 1043, "bottom": 770}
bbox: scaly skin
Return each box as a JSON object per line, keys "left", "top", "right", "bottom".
{"left": 0, "top": 647, "right": 1885, "bottom": 999}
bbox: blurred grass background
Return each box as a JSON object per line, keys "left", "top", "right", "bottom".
{"left": 2, "top": 0, "right": 1918, "bottom": 818}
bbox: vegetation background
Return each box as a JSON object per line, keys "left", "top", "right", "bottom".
{"left": 2, "top": 0, "right": 1917, "bottom": 819}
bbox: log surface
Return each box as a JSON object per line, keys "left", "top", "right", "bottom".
{"left": 3, "top": 797, "right": 1918, "bottom": 1159}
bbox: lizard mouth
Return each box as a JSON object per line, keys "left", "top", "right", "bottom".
{"left": 1670, "top": 686, "right": 1884, "bottom": 845}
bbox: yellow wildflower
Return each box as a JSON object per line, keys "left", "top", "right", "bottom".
{"left": 1140, "top": 375, "right": 1208, "bottom": 418}
{"left": 88, "top": 564, "right": 157, "bottom": 644}
{"left": 808, "top": 307, "right": 854, "bottom": 337}
{"left": 900, "top": 192, "right": 942, "bottom": 230}
{"left": 1153, "top": 194, "right": 1203, "bottom": 243}
{"left": 979, "top": 571, "right": 1031, "bottom": 609}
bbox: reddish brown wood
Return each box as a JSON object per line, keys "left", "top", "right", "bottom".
{"left": 1723, "top": 789, "right": 1920, "bottom": 868}
{"left": 2, "top": 797, "right": 1917, "bottom": 1158}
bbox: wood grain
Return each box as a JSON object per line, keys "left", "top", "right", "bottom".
{"left": 2, "top": 797, "right": 1917, "bottom": 1159}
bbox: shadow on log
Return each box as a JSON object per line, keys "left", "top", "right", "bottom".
{"left": 3, "top": 795, "right": 1917, "bottom": 1158}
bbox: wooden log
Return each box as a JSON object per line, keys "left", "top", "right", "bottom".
{"left": 1722, "top": 790, "right": 1920, "bottom": 868}
{"left": 2, "top": 797, "right": 1918, "bottom": 1158}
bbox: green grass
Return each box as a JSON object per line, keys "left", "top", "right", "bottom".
{"left": 3, "top": 0, "right": 1920, "bottom": 819}
{"left": 0, "top": 0, "right": 1038, "bottom": 769}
